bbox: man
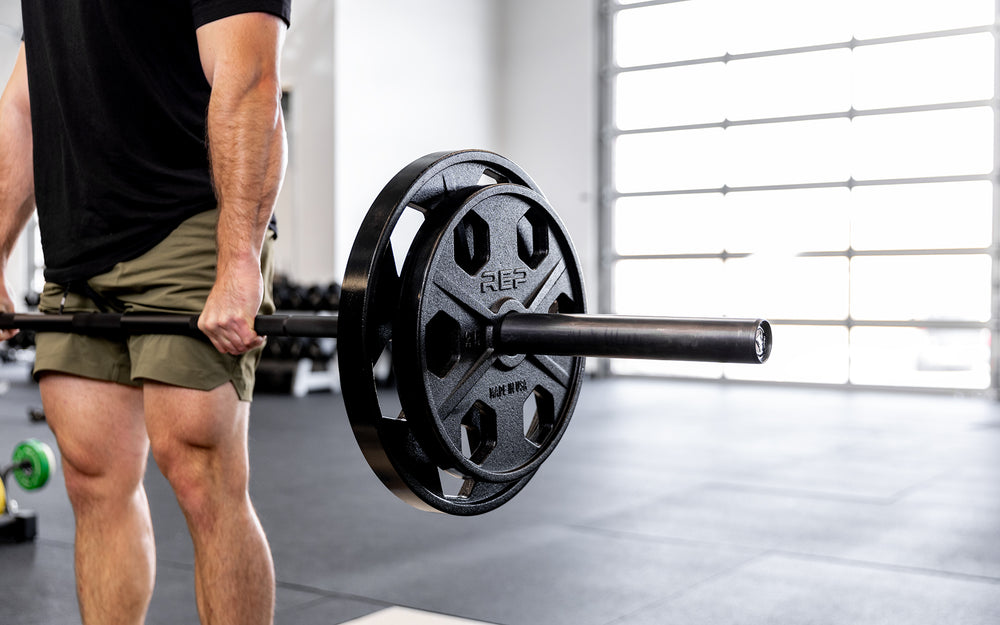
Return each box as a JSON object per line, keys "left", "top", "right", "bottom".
{"left": 0, "top": 2, "right": 290, "bottom": 624}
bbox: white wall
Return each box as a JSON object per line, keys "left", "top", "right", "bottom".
{"left": 496, "top": 0, "right": 600, "bottom": 310}
{"left": 330, "top": 0, "right": 501, "bottom": 279}
{"left": 276, "top": 0, "right": 337, "bottom": 284}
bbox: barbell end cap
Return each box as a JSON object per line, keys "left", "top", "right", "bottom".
{"left": 754, "top": 320, "right": 772, "bottom": 364}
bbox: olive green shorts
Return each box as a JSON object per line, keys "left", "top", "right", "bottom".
{"left": 33, "top": 209, "right": 276, "bottom": 402}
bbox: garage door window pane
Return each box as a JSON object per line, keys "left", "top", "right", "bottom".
{"left": 850, "top": 327, "right": 990, "bottom": 389}
{"left": 615, "top": 129, "right": 725, "bottom": 193}
{"left": 725, "top": 257, "right": 849, "bottom": 320}
{"left": 851, "top": 255, "right": 992, "bottom": 322}
{"left": 849, "top": 0, "right": 994, "bottom": 40}
{"left": 615, "top": 259, "right": 725, "bottom": 317}
{"left": 721, "top": 0, "right": 851, "bottom": 53}
{"left": 614, "top": 194, "right": 726, "bottom": 255}
{"left": 851, "top": 182, "right": 992, "bottom": 251}
{"left": 724, "top": 188, "right": 850, "bottom": 254}
{"left": 615, "top": 2, "right": 726, "bottom": 67}
{"left": 851, "top": 108, "right": 994, "bottom": 180}
{"left": 853, "top": 34, "right": 995, "bottom": 110}
{"left": 725, "top": 119, "right": 851, "bottom": 187}
{"left": 617, "top": 64, "right": 726, "bottom": 130}
{"left": 727, "top": 49, "right": 851, "bottom": 120}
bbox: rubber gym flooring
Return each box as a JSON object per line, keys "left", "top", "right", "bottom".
{"left": 2, "top": 376, "right": 999, "bottom": 624}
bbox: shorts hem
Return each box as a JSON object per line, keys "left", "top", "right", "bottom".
{"left": 32, "top": 362, "right": 140, "bottom": 388}
{"left": 131, "top": 374, "right": 253, "bottom": 403}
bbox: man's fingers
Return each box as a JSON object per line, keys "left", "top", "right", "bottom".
{"left": 0, "top": 296, "right": 19, "bottom": 342}
{"left": 199, "top": 315, "right": 261, "bottom": 355}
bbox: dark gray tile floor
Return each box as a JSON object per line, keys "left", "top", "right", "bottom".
{"left": 1, "top": 377, "right": 999, "bottom": 624}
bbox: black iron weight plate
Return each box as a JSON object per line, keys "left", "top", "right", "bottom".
{"left": 394, "top": 184, "right": 586, "bottom": 490}
{"left": 339, "top": 150, "right": 573, "bottom": 515}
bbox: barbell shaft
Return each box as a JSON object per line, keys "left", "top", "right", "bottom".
{"left": 0, "top": 313, "right": 340, "bottom": 338}
{"left": 496, "top": 314, "right": 771, "bottom": 364}
{"left": 0, "top": 312, "right": 769, "bottom": 363}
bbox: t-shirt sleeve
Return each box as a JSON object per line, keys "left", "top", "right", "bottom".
{"left": 190, "top": 0, "right": 291, "bottom": 29}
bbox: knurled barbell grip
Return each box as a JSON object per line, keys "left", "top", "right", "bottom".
{"left": 495, "top": 314, "right": 771, "bottom": 364}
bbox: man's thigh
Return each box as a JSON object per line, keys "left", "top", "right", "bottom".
{"left": 143, "top": 380, "right": 249, "bottom": 451}
{"left": 38, "top": 374, "right": 147, "bottom": 483}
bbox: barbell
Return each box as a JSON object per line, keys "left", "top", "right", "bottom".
{"left": 0, "top": 150, "right": 771, "bottom": 515}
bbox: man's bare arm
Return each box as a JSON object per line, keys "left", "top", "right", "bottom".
{"left": 196, "top": 13, "right": 287, "bottom": 356}
{"left": 0, "top": 43, "right": 35, "bottom": 340}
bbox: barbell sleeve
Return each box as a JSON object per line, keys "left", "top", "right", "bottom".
{"left": 253, "top": 314, "right": 339, "bottom": 337}
{"left": 495, "top": 314, "right": 771, "bottom": 364}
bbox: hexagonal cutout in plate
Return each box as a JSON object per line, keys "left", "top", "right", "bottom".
{"left": 462, "top": 400, "right": 497, "bottom": 465}
{"left": 522, "top": 386, "right": 555, "bottom": 447}
{"left": 454, "top": 211, "right": 490, "bottom": 276}
{"left": 437, "top": 468, "right": 472, "bottom": 499}
{"left": 425, "top": 311, "right": 461, "bottom": 378}
{"left": 517, "top": 205, "right": 549, "bottom": 269}
{"left": 477, "top": 169, "right": 507, "bottom": 186}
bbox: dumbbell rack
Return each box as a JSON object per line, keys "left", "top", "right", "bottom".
{"left": 258, "top": 312, "right": 341, "bottom": 397}
{"left": 263, "top": 277, "right": 344, "bottom": 397}
{"left": 0, "top": 461, "right": 38, "bottom": 543}
{"left": 290, "top": 327, "right": 339, "bottom": 397}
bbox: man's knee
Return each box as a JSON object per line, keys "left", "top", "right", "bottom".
{"left": 154, "top": 444, "right": 250, "bottom": 530}
{"left": 60, "top": 447, "right": 148, "bottom": 512}
{"left": 145, "top": 382, "right": 252, "bottom": 521}
{"left": 149, "top": 425, "right": 250, "bottom": 524}
{"left": 39, "top": 374, "right": 148, "bottom": 511}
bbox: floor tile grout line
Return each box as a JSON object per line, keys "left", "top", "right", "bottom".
{"left": 592, "top": 544, "right": 1000, "bottom": 625}
{"left": 567, "top": 522, "right": 764, "bottom": 555}
{"left": 705, "top": 480, "right": 903, "bottom": 505}
{"left": 574, "top": 477, "right": 916, "bottom": 527}
{"left": 711, "top": 472, "right": 979, "bottom": 505}
{"left": 275, "top": 595, "right": 343, "bottom": 617}
{"left": 571, "top": 523, "right": 1000, "bottom": 587}
{"left": 885, "top": 470, "right": 953, "bottom": 503}
{"left": 772, "top": 550, "right": 1000, "bottom": 586}
{"left": 272, "top": 579, "right": 398, "bottom": 609}
{"left": 597, "top": 550, "right": 772, "bottom": 625}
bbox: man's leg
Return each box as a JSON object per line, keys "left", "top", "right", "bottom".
{"left": 144, "top": 381, "right": 274, "bottom": 625}
{"left": 39, "top": 373, "right": 155, "bottom": 625}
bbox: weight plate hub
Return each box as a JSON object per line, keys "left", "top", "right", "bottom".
{"left": 12, "top": 439, "right": 54, "bottom": 491}
{"left": 395, "top": 184, "right": 585, "bottom": 485}
{"left": 339, "top": 150, "right": 583, "bottom": 515}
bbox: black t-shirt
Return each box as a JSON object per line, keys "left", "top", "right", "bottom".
{"left": 21, "top": 0, "right": 291, "bottom": 284}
